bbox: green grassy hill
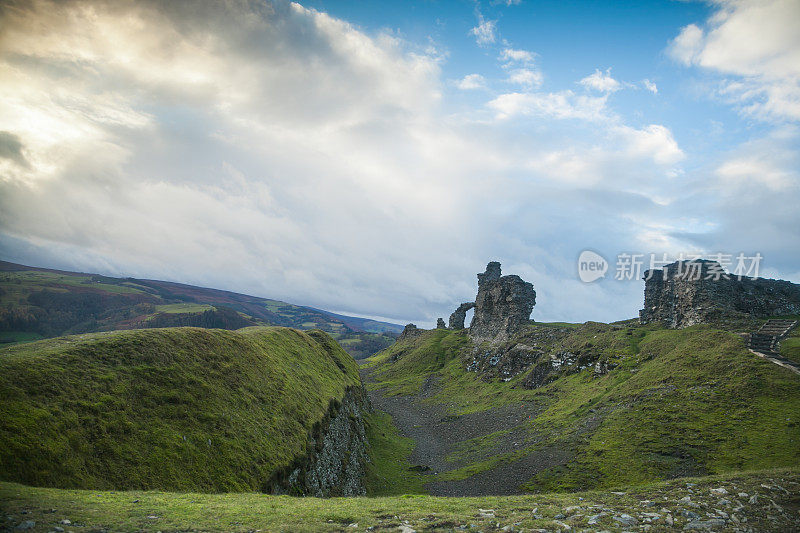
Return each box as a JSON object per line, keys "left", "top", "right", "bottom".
{"left": 0, "top": 261, "right": 401, "bottom": 358}
{"left": 364, "top": 319, "right": 800, "bottom": 494}
{"left": 0, "top": 326, "right": 361, "bottom": 492}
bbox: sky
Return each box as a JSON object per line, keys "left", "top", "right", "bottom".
{"left": 1, "top": 0, "right": 799, "bottom": 327}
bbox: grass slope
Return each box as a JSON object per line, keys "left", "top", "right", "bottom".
{"left": 366, "top": 321, "right": 800, "bottom": 493}
{"left": 0, "top": 327, "right": 360, "bottom": 492}
{"left": 1, "top": 468, "right": 798, "bottom": 532}
{"left": 363, "top": 411, "right": 426, "bottom": 496}
{"left": 781, "top": 322, "right": 800, "bottom": 365}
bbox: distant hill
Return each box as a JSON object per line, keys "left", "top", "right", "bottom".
{"left": 0, "top": 260, "right": 402, "bottom": 358}
{"left": 0, "top": 327, "right": 365, "bottom": 492}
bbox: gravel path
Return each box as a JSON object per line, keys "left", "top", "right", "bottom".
{"left": 360, "top": 365, "right": 568, "bottom": 496}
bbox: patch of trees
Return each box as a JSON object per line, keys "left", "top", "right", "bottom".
{"left": 338, "top": 332, "right": 396, "bottom": 359}
{"left": 0, "top": 289, "right": 155, "bottom": 337}
{"left": 142, "top": 306, "right": 256, "bottom": 330}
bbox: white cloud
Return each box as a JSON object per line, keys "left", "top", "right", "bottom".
{"left": 499, "top": 48, "right": 534, "bottom": 63}
{"left": 643, "top": 79, "right": 658, "bottom": 94}
{"left": 456, "top": 73, "right": 487, "bottom": 90}
{"left": 715, "top": 128, "right": 799, "bottom": 191}
{"left": 506, "top": 68, "right": 543, "bottom": 89}
{"left": 487, "top": 91, "right": 609, "bottom": 121}
{"left": 579, "top": 68, "right": 621, "bottom": 93}
{"left": 470, "top": 16, "right": 497, "bottom": 46}
{"left": 0, "top": 0, "right": 464, "bottom": 322}
{"left": 8, "top": 0, "right": 793, "bottom": 328}
{"left": 613, "top": 125, "right": 685, "bottom": 166}
{"left": 667, "top": 0, "right": 800, "bottom": 121}
{"left": 668, "top": 23, "right": 705, "bottom": 65}
{"left": 717, "top": 156, "right": 793, "bottom": 191}
{"left": 677, "top": 127, "right": 800, "bottom": 276}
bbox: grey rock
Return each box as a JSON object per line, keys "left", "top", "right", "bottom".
{"left": 272, "top": 387, "right": 371, "bottom": 497}
{"left": 613, "top": 513, "right": 637, "bottom": 526}
{"left": 398, "top": 323, "right": 422, "bottom": 340}
{"left": 470, "top": 262, "right": 536, "bottom": 342}
{"left": 15, "top": 521, "right": 35, "bottom": 531}
{"left": 683, "top": 518, "right": 726, "bottom": 530}
{"left": 436, "top": 318, "right": 446, "bottom": 329}
{"left": 587, "top": 513, "right": 606, "bottom": 525}
{"left": 448, "top": 302, "right": 475, "bottom": 330}
{"left": 640, "top": 260, "right": 800, "bottom": 328}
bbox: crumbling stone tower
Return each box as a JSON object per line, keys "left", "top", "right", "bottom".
{"left": 446, "top": 262, "right": 536, "bottom": 342}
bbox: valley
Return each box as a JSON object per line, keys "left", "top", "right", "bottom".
{"left": 2, "top": 260, "right": 800, "bottom": 532}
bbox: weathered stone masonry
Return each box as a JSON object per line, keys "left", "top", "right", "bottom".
{"left": 639, "top": 259, "right": 800, "bottom": 328}
{"left": 470, "top": 261, "right": 537, "bottom": 342}
{"left": 443, "top": 262, "right": 537, "bottom": 343}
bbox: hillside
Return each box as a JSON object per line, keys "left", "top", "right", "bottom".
{"left": 0, "top": 261, "right": 401, "bottom": 358}
{"left": 0, "top": 326, "right": 366, "bottom": 493}
{"left": 362, "top": 318, "right": 800, "bottom": 496}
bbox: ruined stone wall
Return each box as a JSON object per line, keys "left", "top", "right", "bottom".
{"left": 448, "top": 302, "right": 475, "bottom": 330}
{"left": 640, "top": 260, "right": 800, "bottom": 328}
{"left": 469, "top": 262, "right": 536, "bottom": 342}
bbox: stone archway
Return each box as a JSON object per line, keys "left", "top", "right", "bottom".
{"left": 448, "top": 302, "right": 475, "bottom": 330}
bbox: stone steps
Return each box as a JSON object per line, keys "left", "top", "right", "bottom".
{"left": 756, "top": 319, "right": 797, "bottom": 337}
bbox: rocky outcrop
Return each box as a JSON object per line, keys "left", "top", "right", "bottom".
{"left": 470, "top": 262, "right": 536, "bottom": 343}
{"left": 270, "top": 386, "right": 370, "bottom": 497}
{"left": 399, "top": 323, "right": 422, "bottom": 340}
{"left": 448, "top": 302, "right": 475, "bottom": 330}
{"left": 640, "top": 260, "right": 800, "bottom": 328}
{"left": 436, "top": 318, "right": 447, "bottom": 329}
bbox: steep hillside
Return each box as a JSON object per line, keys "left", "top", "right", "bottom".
{"left": 363, "top": 319, "right": 800, "bottom": 495}
{"left": 0, "top": 261, "right": 401, "bottom": 358}
{"left": 0, "top": 327, "right": 368, "bottom": 494}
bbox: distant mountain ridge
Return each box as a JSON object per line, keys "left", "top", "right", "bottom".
{"left": 0, "top": 260, "right": 402, "bottom": 358}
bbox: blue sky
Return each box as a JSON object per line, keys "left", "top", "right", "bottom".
{"left": 1, "top": 0, "right": 799, "bottom": 326}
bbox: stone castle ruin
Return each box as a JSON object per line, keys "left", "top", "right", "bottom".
{"left": 640, "top": 259, "right": 800, "bottom": 328}
{"left": 392, "top": 257, "right": 800, "bottom": 386}
{"left": 440, "top": 261, "right": 536, "bottom": 343}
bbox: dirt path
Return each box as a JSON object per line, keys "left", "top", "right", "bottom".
{"left": 359, "top": 365, "right": 565, "bottom": 496}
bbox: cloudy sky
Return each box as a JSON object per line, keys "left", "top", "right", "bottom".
{"left": 1, "top": 0, "right": 799, "bottom": 326}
